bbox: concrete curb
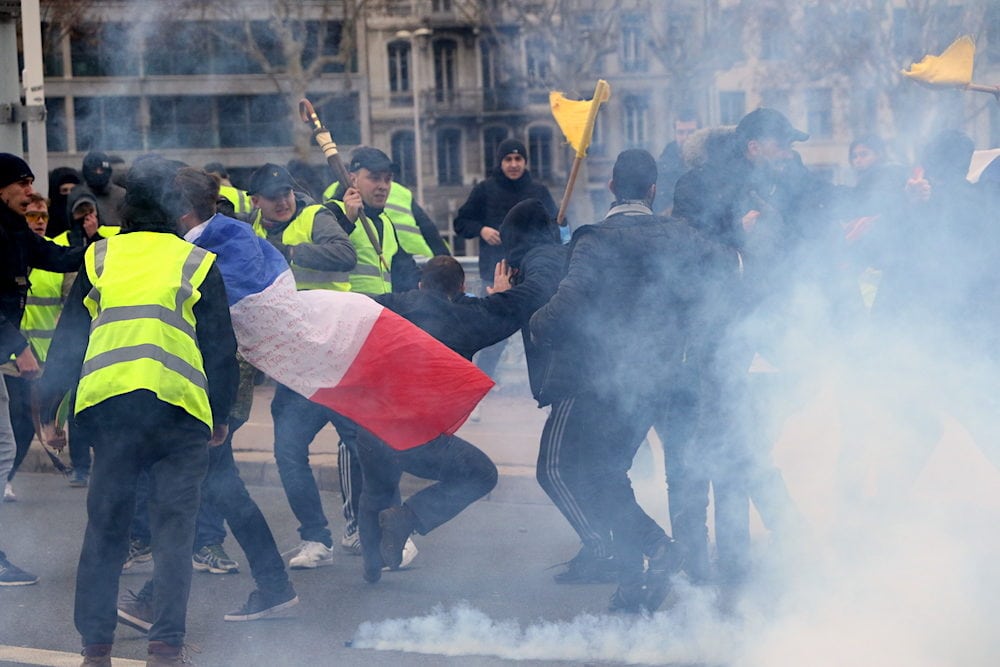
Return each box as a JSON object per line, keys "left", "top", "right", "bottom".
{"left": 19, "top": 445, "right": 552, "bottom": 505}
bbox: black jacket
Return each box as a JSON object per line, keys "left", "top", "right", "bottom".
{"left": 1, "top": 203, "right": 85, "bottom": 359}
{"left": 530, "top": 204, "right": 736, "bottom": 402}
{"left": 373, "top": 290, "right": 519, "bottom": 361}
{"left": 453, "top": 170, "right": 558, "bottom": 281}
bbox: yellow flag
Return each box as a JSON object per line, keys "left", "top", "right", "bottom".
{"left": 902, "top": 36, "right": 975, "bottom": 86}
{"left": 549, "top": 80, "right": 612, "bottom": 157}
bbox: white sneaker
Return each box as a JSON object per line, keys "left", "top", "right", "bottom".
{"left": 2, "top": 483, "right": 15, "bottom": 503}
{"left": 340, "top": 529, "right": 361, "bottom": 556}
{"left": 287, "top": 541, "right": 334, "bottom": 569}
{"left": 383, "top": 537, "right": 418, "bottom": 571}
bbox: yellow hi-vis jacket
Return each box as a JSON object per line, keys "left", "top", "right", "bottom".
{"left": 18, "top": 233, "right": 69, "bottom": 363}
{"left": 75, "top": 232, "right": 215, "bottom": 429}
{"left": 219, "top": 185, "right": 253, "bottom": 218}
{"left": 250, "top": 205, "right": 351, "bottom": 291}
{"left": 326, "top": 200, "right": 397, "bottom": 295}
{"left": 324, "top": 180, "right": 434, "bottom": 259}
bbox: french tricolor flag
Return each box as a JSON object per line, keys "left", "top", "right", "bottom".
{"left": 191, "top": 214, "right": 493, "bottom": 450}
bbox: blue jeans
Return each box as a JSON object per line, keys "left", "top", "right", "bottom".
{"left": 271, "top": 384, "right": 358, "bottom": 547}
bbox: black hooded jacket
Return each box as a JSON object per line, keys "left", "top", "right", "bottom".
{"left": 63, "top": 185, "right": 104, "bottom": 247}
{"left": 453, "top": 169, "right": 558, "bottom": 282}
{"left": 47, "top": 166, "right": 82, "bottom": 239}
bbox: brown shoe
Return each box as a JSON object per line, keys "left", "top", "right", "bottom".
{"left": 146, "top": 640, "right": 196, "bottom": 666}
{"left": 80, "top": 643, "right": 112, "bottom": 667}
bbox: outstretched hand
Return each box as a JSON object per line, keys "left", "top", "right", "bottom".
{"left": 487, "top": 259, "right": 513, "bottom": 295}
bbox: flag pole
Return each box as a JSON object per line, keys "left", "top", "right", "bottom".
{"left": 555, "top": 80, "right": 610, "bottom": 227}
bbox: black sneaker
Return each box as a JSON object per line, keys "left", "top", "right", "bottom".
{"left": 552, "top": 548, "right": 618, "bottom": 584}
{"left": 0, "top": 554, "right": 38, "bottom": 586}
{"left": 117, "top": 588, "right": 154, "bottom": 632}
{"left": 378, "top": 505, "right": 416, "bottom": 571}
{"left": 608, "top": 581, "right": 648, "bottom": 614}
{"left": 224, "top": 586, "right": 299, "bottom": 622}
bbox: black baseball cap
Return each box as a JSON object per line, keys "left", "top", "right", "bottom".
{"left": 348, "top": 147, "right": 394, "bottom": 174}
{"left": 735, "top": 108, "right": 809, "bottom": 145}
{"left": 248, "top": 163, "right": 296, "bottom": 198}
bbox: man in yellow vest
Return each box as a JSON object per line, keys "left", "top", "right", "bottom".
{"left": 323, "top": 176, "right": 449, "bottom": 260}
{"left": 326, "top": 147, "right": 424, "bottom": 295}
{"left": 39, "top": 157, "right": 239, "bottom": 667}
{"left": 247, "top": 163, "right": 370, "bottom": 568}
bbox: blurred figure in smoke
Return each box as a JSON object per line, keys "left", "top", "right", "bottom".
{"left": 655, "top": 109, "right": 700, "bottom": 216}
{"left": 530, "top": 149, "right": 736, "bottom": 612}
{"left": 673, "top": 108, "right": 832, "bottom": 587}
{"left": 47, "top": 166, "right": 82, "bottom": 238}
{"left": 81, "top": 152, "right": 125, "bottom": 228}
{"left": 863, "top": 130, "right": 1000, "bottom": 501}
{"left": 39, "top": 157, "right": 238, "bottom": 666}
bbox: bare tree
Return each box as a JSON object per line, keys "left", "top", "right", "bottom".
{"left": 170, "top": 0, "right": 370, "bottom": 158}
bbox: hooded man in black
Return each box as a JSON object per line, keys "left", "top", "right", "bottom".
{"left": 47, "top": 166, "right": 82, "bottom": 238}
{"left": 82, "top": 151, "right": 126, "bottom": 228}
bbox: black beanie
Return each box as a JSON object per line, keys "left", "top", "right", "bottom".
{"left": 496, "top": 138, "right": 528, "bottom": 167}
{"left": 0, "top": 153, "right": 34, "bottom": 189}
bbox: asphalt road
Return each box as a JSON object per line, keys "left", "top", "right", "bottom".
{"left": 0, "top": 472, "right": 636, "bottom": 667}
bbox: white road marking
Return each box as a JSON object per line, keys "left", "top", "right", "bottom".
{"left": 0, "top": 644, "right": 144, "bottom": 666}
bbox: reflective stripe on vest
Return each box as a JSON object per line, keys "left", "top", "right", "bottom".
{"left": 327, "top": 200, "right": 397, "bottom": 295}
{"left": 76, "top": 232, "right": 215, "bottom": 429}
{"left": 384, "top": 184, "right": 435, "bottom": 258}
{"left": 19, "top": 231, "right": 70, "bottom": 363}
{"left": 251, "top": 204, "right": 351, "bottom": 291}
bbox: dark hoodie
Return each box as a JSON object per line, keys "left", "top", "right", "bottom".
{"left": 47, "top": 167, "right": 82, "bottom": 239}
{"left": 63, "top": 185, "right": 103, "bottom": 247}
{"left": 453, "top": 141, "right": 558, "bottom": 282}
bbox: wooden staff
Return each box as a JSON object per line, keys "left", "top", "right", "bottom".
{"left": 299, "top": 98, "right": 389, "bottom": 272}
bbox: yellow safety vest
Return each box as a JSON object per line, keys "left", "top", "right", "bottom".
{"left": 324, "top": 181, "right": 436, "bottom": 259}
{"left": 19, "top": 232, "right": 73, "bottom": 363}
{"left": 327, "top": 200, "right": 397, "bottom": 295}
{"left": 76, "top": 232, "right": 215, "bottom": 429}
{"left": 251, "top": 204, "right": 351, "bottom": 291}
{"left": 220, "top": 185, "right": 253, "bottom": 217}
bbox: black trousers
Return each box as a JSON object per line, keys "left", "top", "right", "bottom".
{"left": 537, "top": 392, "right": 668, "bottom": 579}
{"left": 356, "top": 429, "right": 497, "bottom": 569}
{"left": 74, "top": 392, "right": 209, "bottom": 648}
{"left": 3, "top": 375, "right": 34, "bottom": 481}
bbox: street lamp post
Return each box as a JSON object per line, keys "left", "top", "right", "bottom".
{"left": 395, "top": 28, "right": 432, "bottom": 204}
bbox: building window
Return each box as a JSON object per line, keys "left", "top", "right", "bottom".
{"left": 71, "top": 23, "right": 138, "bottom": 76}
{"left": 989, "top": 5, "right": 1000, "bottom": 64}
{"left": 145, "top": 23, "right": 214, "bottom": 75}
{"left": 217, "top": 95, "right": 292, "bottom": 148}
{"left": 483, "top": 126, "right": 508, "bottom": 175}
{"left": 806, "top": 88, "right": 833, "bottom": 139}
{"left": 526, "top": 38, "right": 550, "bottom": 88}
{"left": 760, "top": 10, "right": 789, "bottom": 60}
{"left": 392, "top": 131, "right": 416, "bottom": 187}
{"left": 528, "top": 126, "right": 553, "bottom": 181}
{"left": 301, "top": 21, "right": 346, "bottom": 73}
{"left": 437, "top": 128, "right": 462, "bottom": 185}
{"left": 621, "top": 16, "right": 646, "bottom": 73}
{"left": 45, "top": 98, "right": 67, "bottom": 152}
{"left": 73, "top": 97, "right": 142, "bottom": 151}
{"left": 623, "top": 95, "right": 648, "bottom": 147}
{"left": 481, "top": 40, "right": 500, "bottom": 91}
{"left": 433, "top": 40, "right": 457, "bottom": 103}
{"left": 388, "top": 40, "right": 411, "bottom": 93}
{"left": 719, "top": 91, "right": 745, "bottom": 126}
{"left": 148, "top": 96, "right": 216, "bottom": 149}
{"left": 432, "top": 0, "right": 452, "bottom": 12}
{"left": 589, "top": 113, "right": 606, "bottom": 157}
{"left": 312, "top": 93, "right": 361, "bottom": 145}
